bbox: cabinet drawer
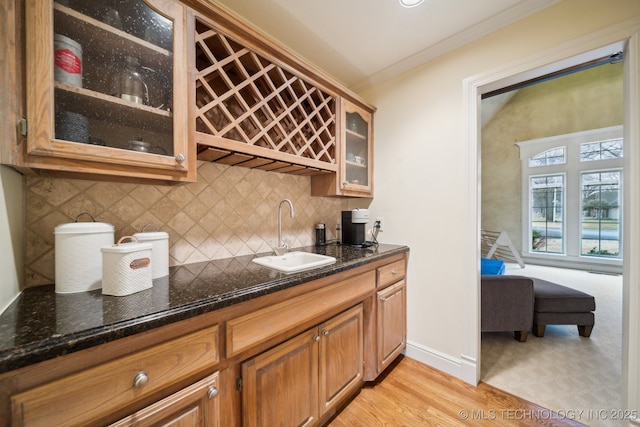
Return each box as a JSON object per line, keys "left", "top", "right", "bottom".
{"left": 227, "top": 271, "right": 375, "bottom": 357}
{"left": 11, "top": 325, "right": 219, "bottom": 427}
{"left": 377, "top": 259, "right": 406, "bottom": 288}
{"left": 109, "top": 372, "right": 220, "bottom": 427}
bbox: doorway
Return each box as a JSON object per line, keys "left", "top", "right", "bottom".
{"left": 461, "top": 24, "right": 640, "bottom": 418}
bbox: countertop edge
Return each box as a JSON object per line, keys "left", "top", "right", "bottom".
{"left": 0, "top": 245, "right": 409, "bottom": 374}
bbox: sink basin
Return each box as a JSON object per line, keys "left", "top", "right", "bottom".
{"left": 252, "top": 251, "right": 336, "bottom": 273}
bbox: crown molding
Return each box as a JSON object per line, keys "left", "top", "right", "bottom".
{"left": 350, "top": 0, "right": 561, "bottom": 93}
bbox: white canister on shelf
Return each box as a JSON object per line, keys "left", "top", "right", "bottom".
{"left": 54, "top": 34, "right": 83, "bottom": 87}
{"left": 101, "top": 236, "right": 153, "bottom": 296}
{"left": 133, "top": 225, "right": 169, "bottom": 279}
{"left": 54, "top": 217, "right": 114, "bottom": 294}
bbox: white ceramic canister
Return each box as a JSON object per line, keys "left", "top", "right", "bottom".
{"left": 54, "top": 219, "right": 114, "bottom": 293}
{"left": 101, "top": 236, "right": 153, "bottom": 296}
{"left": 54, "top": 34, "right": 82, "bottom": 87}
{"left": 133, "top": 227, "right": 169, "bottom": 279}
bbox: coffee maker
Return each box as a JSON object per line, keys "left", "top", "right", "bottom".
{"left": 341, "top": 209, "right": 370, "bottom": 247}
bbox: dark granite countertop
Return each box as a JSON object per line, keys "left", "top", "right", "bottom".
{"left": 0, "top": 243, "right": 408, "bottom": 374}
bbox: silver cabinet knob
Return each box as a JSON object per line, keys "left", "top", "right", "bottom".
{"left": 207, "top": 386, "right": 219, "bottom": 399}
{"left": 175, "top": 153, "right": 186, "bottom": 164}
{"left": 133, "top": 371, "right": 149, "bottom": 388}
{"left": 322, "top": 329, "right": 329, "bottom": 336}
{"left": 313, "top": 335, "right": 320, "bottom": 342}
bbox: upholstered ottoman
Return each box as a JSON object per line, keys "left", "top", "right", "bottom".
{"left": 531, "top": 278, "right": 596, "bottom": 337}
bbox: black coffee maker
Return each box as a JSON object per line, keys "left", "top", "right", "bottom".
{"left": 341, "top": 209, "right": 370, "bottom": 247}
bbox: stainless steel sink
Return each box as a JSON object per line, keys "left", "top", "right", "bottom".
{"left": 251, "top": 251, "right": 336, "bottom": 273}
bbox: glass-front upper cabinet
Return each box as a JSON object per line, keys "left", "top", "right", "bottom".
{"left": 310, "top": 98, "right": 374, "bottom": 197}
{"left": 25, "top": 0, "right": 193, "bottom": 183}
{"left": 341, "top": 99, "right": 373, "bottom": 196}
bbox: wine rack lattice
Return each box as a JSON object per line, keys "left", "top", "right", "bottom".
{"left": 194, "top": 18, "right": 337, "bottom": 174}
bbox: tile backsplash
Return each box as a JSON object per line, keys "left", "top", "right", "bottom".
{"left": 24, "top": 162, "right": 348, "bottom": 288}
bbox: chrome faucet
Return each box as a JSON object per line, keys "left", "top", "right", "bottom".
{"left": 275, "top": 199, "right": 294, "bottom": 255}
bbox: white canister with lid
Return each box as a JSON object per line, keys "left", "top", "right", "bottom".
{"left": 133, "top": 224, "right": 169, "bottom": 279}
{"left": 54, "top": 215, "right": 114, "bottom": 293}
{"left": 101, "top": 236, "right": 153, "bottom": 296}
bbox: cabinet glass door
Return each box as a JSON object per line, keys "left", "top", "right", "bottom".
{"left": 52, "top": 0, "right": 174, "bottom": 155}
{"left": 26, "top": 0, "right": 189, "bottom": 177}
{"left": 342, "top": 100, "right": 372, "bottom": 195}
{"left": 345, "top": 111, "right": 369, "bottom": 186}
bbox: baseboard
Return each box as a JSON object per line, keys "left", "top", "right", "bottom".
{"left": 405, "top": 340, "right": 478, "bottom": 385}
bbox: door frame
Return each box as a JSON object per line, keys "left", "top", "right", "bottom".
{"left": 462, "top": 17, "right": 640, "bottom": 414}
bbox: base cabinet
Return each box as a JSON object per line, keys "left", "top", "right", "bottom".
{"left": 1, "top": 252, "right": 407, "bottom": 427}
{"left": 377, "top": 280, "right": 407, "bottom": 374}
{"left": 241, "top": 304, "right": 364, "bottom": 427}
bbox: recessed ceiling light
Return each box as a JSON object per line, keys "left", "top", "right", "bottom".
{"left": 399, "top": 0, "right": 424, "bottom": 8}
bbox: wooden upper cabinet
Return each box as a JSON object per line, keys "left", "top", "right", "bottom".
{"left": 189, "top": 10, "right": 339, "bottom": 177}
{"left": 311, "top": 99, "right": 374, "bottom": 198}
{"left": 20, "top": 0, "right": 195, "bottom": 183}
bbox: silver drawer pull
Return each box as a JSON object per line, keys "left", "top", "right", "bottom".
{"left": 207, "top": 386, "right": 219, "bottom": 399}
{"left": 391, "top": 270, "right": 398, "bottom": 276}
{"left": 133, "top": 371, "right": 149, "bottom": 388}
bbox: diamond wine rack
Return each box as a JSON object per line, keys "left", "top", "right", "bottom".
{"left": 193, "top": 17, "right": 338, "bottom": 175}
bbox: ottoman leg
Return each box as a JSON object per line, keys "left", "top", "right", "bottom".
{"left": 514, "top": 331, "right": 528, "bottom": 342}
{"left": 578, "top": 325, "right": 594, "bottom": 337}
{"left": 533, "top": 324, "right": 546, "bottom": 337}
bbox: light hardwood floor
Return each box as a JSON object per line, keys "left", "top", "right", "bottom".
{"left": 327, "top": 356, "right": 587, "bottom": 426}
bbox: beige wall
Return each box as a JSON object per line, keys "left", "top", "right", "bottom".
{"left": 23, "top": 162, "right": 347, "bottom": 288}
{"left": 481, "top": 62, "right": 624, "bottom": 251}
{"left": 359, "top": 0, "right": 640, "bottom": 377}
{"left": 0, "top": 166, "right": 23, "bottom": 311}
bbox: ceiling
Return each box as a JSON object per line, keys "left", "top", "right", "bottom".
{"left": 210, "top": 0, "right": 560, "bottom": 91}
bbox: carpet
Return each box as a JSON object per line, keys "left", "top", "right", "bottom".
{"left": 481, "top": 263, "right": 623, "bottom": 427}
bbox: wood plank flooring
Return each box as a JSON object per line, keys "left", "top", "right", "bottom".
{"left": 327, "top": 356, "right": 587, "bottom": 427}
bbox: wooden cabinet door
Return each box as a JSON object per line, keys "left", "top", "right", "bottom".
{"left": 242, "top": 329, "right": 319, "bottom": 427}
{"left": 22, "top": 0, "right": 195, "bottom": 183}
{"left": 318, "top": 304, "right": 363, "bottom": 416}
{"left": 311, "top": 98, "right": 374, "bottom": 198}
{"left": 109, "top": 372, "right": 220, "bottom": 427}
{"left": 340, "top": 99, "right": 373, "bottom": 197}
{"left": 377, "top": 280, "right": 406, "bottom": 373}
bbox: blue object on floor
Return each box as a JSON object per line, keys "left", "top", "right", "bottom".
{"left": 481, "top": 258, "right": 505, "bottom": 275}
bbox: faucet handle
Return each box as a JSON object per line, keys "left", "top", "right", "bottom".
{"left": 273, "top": 245, "right": 288, "bottom": 256}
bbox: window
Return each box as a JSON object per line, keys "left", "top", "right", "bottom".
{"left": 529, "top": 147, "right": 565, "bottom": 167}
{"left": 530, "top": 175, "right": 564, "bottom": 254}
{"left": 518, "top": 127, "right": 624, "bottom": 266}
{"left": 580, "top": 138, "right": 623, "bottom": 162}
{"left": 581, "top": 171, "right": 621, "bottom": 258}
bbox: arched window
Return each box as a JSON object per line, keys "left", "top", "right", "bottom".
{"left": 529, "top": 147, "right": 565, "bottom": 167}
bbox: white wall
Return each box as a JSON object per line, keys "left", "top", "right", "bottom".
{"left": 0, "top": 166, "right": 23, "bottom": 312}
{"left": 359, "top": 0, "right": 640, "bottom": 413}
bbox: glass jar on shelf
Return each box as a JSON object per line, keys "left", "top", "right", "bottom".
{"left": 111, "top": 55, "right": 150, "bottom": 105}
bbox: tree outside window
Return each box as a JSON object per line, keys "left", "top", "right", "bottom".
{"left": 530, "top": 175, "right": 564, "bottom": 254}
{"left": 581, "top": 171, "right": 621, "bottom": 258}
